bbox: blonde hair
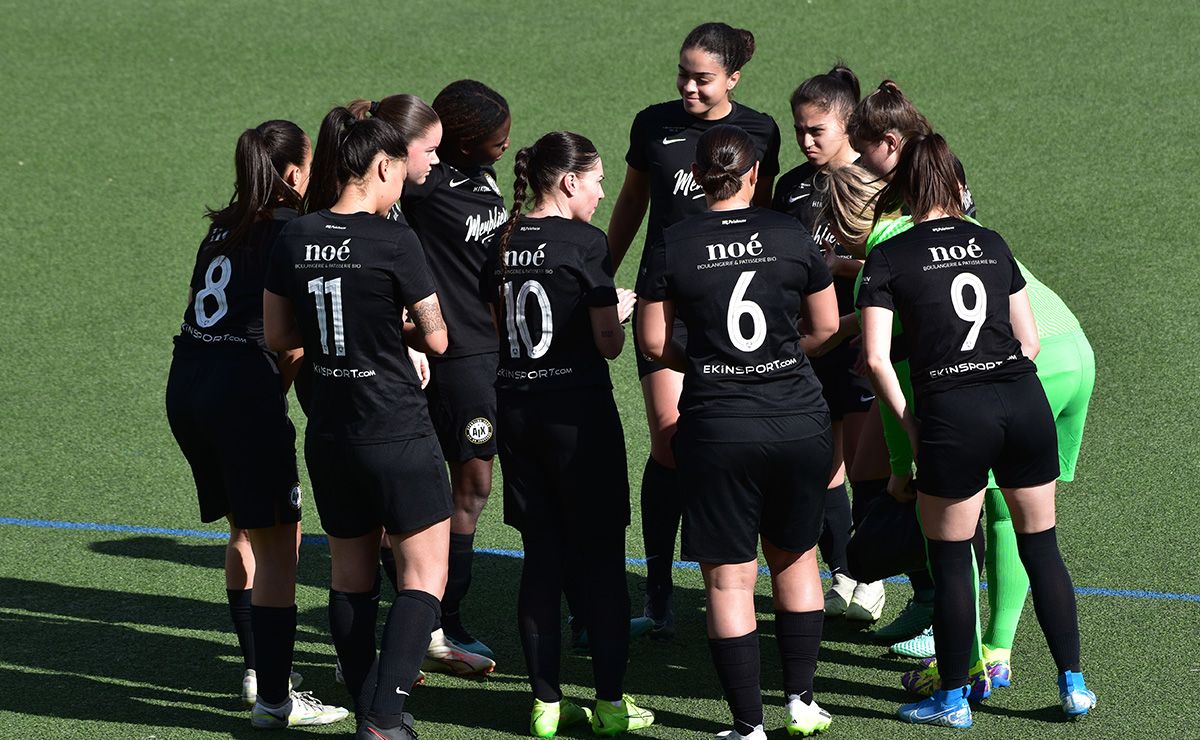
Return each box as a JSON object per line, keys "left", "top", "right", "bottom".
{"left": 818, "top": 164, "right": 886, "bottom": 256}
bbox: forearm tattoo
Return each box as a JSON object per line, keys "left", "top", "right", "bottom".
{"left": 412, "top": 300, "right": 446, "bottom": 334}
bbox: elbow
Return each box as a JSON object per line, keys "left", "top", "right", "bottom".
{"left": 1024, "top": 336, "right": 1040, "bottom": 361}
{"left": 811, "top": 319, "right": 839, "bottom": 346}
{"left": 598, "top": 335, "right": 624, "bottom": 360}
{"left": 864, "top": 353, "right": 891, "bottom": 381}
{"left": 425, "top": 331, "right": 449, "bottom": 356}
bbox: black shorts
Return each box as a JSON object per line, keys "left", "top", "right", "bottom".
{"left": 497, "top": 389, "right": 630, "bottom": 534}
{"left": 809, "top": 341, "right": 874, "bottom": 421}
{"left": 915, "top": 373, "right": 1060, "bottom": 499}
{"left": 426, "top": 353, "right": 498, "bottom": 462}
{"left": 304, "top": 434, "right": 452, "bottom": 538}
{"left": 633, "top": 307, "right": 688, "bottom": 379}
{"left": 674, "top": 414, "right": 832, "bottom": 564}
{"left": 165, "top": 345, "right": 301, "bottom": 529}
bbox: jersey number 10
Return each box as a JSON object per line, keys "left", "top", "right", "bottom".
{"left": 502, "top": 280, "right": 553, "bottom": 359}
{"left": 307, "top": 277, "right": 346, "bottom": 356}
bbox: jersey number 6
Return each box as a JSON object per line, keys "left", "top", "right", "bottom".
{"left": 727, "top": 271, "right": 766, "bottom": 352}
{"left": 502, "top": 280, "right": 553, "bottom": 359}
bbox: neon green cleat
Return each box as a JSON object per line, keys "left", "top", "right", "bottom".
{"left": 786, "top": 695, "right": 832, "bottom": 736}
{"left": 530, "top": 698, "right": 591, "bottom": 738}
{"left": 591, "top": 694, "right": 655, "bottom": 736}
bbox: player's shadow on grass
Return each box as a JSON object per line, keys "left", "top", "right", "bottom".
{"left": 0, "top": 582, "right": 341, "bottom": 736}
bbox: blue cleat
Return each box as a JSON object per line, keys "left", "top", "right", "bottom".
{"left": 1058, "top": 671, "right": 1096, "bottom": 719}
{"left": 897, "top": 686, "right": 972, "bottom": 728}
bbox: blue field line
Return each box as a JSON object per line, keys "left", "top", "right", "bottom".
{"left": 4, "top": 515, "right": 1199, "bottom": 603}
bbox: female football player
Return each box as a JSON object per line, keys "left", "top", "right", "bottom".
{"left": 391, "top": 80, "right": 511, "bottom": 664}
{"left": 857, "top": 134, "right": 1095, "bottom": 727}
{"left": 166, "top": 119, "right": 348, "bottom": 727}
{"left": 638, "top": 125, "right": 838, "bottom": 739}
{"left": 608, "top": 22, "right": 781, "bottom": 635}
{"left": 486, "top": 131, "right": 654, "bottom": 738}
{"left": 264, "top": 103, "right": 450, "bottom": 740}
{"left": 772, "top": 63, "right": 888, "bottom": 622}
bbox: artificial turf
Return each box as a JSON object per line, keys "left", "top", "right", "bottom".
{"left": 0, "top": 0, "right": 1197, "bottom": 737}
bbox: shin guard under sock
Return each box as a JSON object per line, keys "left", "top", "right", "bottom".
{"left": 927, "top": 538, "right": 976, "bottom": 690}
{"left": 368, "top": 589, "right": 440, "bottom": 728}
{"left": 441, "top": 531, "right": 475, "bottom": 639}
{"left": 227, "top": 588, "right": 255, "bottom": 671}
{"left": 817, "top": 484, "right": 851, "bottom": 577}
{"left": 251, "top": 604, "right": 297, "bottom": 706}
{"left": 328, "top": 589, "right": 380, "bottom": 712}
{"left": 1015, "top": 527, "right": 1081, "bottom": 673}
{"left": 775, "top": 610, "right": 823, "bottom": 702}
{"left": 640, "top": 457, "right": 680, "bottom": 615}
{"left": 709, "top": 632, "right": 763, "bottom": 735}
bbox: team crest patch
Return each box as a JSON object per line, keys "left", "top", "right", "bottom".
{"left": 464, "top": 417, "right": 494, "bottom": 445}
{"left": 289, "top": 484, "right": 302, "bottom": 510}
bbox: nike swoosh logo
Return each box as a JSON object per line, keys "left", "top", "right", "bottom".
{"left": 859, "top": 394, "right": 876, "bottom": 403}
{"left": 789, "top": 193, "right": 811, "bottom": 203}
{"left": 395, "top": 687, "right": 409, "bottom": 696}
{"left": 449, "top": 178, "right": 470, "bottom": 187}
{"left": 662, "top": 137, "right": 687, "bottom": 145}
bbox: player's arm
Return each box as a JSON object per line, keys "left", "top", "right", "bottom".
{"left": 607, "top": 166, "right": 650, "bottom": 271}
{"left": 263, "top": 289, "right": 303, "bottom": 352}
{"left": 589, "top": 295, "right": 630, "bottom": 360}
{"left": 636, "top": 297, "right": 686, "bottom": 372}
{"left": 404, "top": 293, "right": 449, "bottom": 355}
{"left": 1009, "top": 287, "right": 1040, "bottom": 361}
{"left": 809, "top": 312, "right": 859, "bottom": 357}
{"left": 798, "top": 284, "right": 839, "bottom": 354}
{"left": 862, "top": 305, "right": 918, "bottom": 453}
{"left": 276, "top": 348, "right": 305, "bottom": 393}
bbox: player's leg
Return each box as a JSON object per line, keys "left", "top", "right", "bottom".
{"left": 704, "top": 561, "right": 765, "bottom": 739}
{"left": 638, "top": 364, "right": 684, "bottom": 637}
{"left": 818, "top": 423, "right": 856, "bottom": 616}
{"left": 841, "top": 409, "right": 886, "bottom": 622}
{"left": 245, "top": 521, "right": 300, "bottom": 708}
{"left": 225, "top": 521, "right": 257, "bottom": 693}
{"left": 443, "top": 456, "right": 493, "bottom": 653}
{"left": 982, "top": 487, "right": 1025, "bottom": 682}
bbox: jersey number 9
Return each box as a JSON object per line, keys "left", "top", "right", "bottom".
{"left": 950, "top": 272, "right": 987, "bottom": 352}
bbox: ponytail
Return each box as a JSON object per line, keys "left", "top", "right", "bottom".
{"left": 790, "top": 63, "right": 861, "bottom": 120}
{"left": 205, "top": 119, "right": 307, "bottom": 253}
{"left": 875, "top": 133, "right": 964, "bottom": 224}
{"left": 694, "top": 124, "right": 757, "bottom": 200}
{"left": 681, "top": 22, "right": 756, "bottom": 74}
{"left": 497, "top": 146, "right": 533, "bottom": 280}
{"left": 846, "top": 79, "right": 932, "bottom": 152}
{"left": 818, "top": 164, "right": 886, "bottom": 254}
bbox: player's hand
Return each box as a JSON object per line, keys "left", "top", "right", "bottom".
{"left": 616, "top": 287, "right": 637, "bottom": 324}
{"left": 409, "top": 347, "right": 431, "bottom": 389}
{"left": 888, "top": 473, "right": 916, "bottom": 502}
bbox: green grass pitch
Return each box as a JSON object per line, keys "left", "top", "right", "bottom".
{"left": 1, "top": 1, "right": 1198, "bottom": 737}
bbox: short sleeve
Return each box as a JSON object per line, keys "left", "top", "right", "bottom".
{"left": 759, "top": 116, "right": 782, "bottom": 179}
{"left": 1007, "top": 250, "right": 1026, "bottom": 294}
{"left": 392, "top": 229, "right": 439, "bottom": 305}
{"left": 625, "top": 110, "right": 650, "bottom": 172}
{"left": 263, "top": 227, "right": 293, "bottom": 297}
{"left": 635, "top": 239, "right": 670, "bottom": 301}
{"left": 856, "top": 249, "right": 895, "bottom": 310}
{"left": 579, "top": 233, "right": 618, "bottom": 307}
{"left": 800, "top": 233, "right": 833, "bottom": 295}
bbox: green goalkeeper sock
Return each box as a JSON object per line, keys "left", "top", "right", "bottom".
{"left": 982, "top": 487, "right": 1030, "bottom": 655}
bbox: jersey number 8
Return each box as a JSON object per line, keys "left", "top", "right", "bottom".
{"left": 502, "top": 280, "right": 553, "bottom": 359}
{"left": 727, "top": 271, "right": 766, "bottom": 352}
{"left": 194, "top": 256, "right": 232, "bottom": 328}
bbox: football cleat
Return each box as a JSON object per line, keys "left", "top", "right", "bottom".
{"left": 423, "top": 628, "right": 495, "bottom": 677}
{"left": 844, "top": 580, "right": 886, "bottom": 622}
{"left": 823, "top": 573, "right": 857, "bottom": 617}
{"left": 900, "top": 658, "right": 991, "bottom": 703}
{"left": 241, "top": 668, "right": 303, "bottom": 706}
{"left": 873, "top": 598, "right": 934, "bottom": 641}
{"left": 591, "top": 694, "right": 655, "bottom": 736}
{"left": 715, "top": 725, "right": 767, "bottom": 740}
{"left": 1059, "top": 670, "right": 1097, "bottom": 718}
{"left": 250, "top": 690, "right": 349, "bottom": 729}
{"left": 530, "top": 698, "right": 591, "bottom": 738}
{"left": 356, "top": 712, "right": 418, "bottom": 739}
{"left": 891, "top": 626, "right": 936, "bottom": 658}
{"left": 897, "top": 686, "right": 972, "bottom": 728}
{"left": 786, "top": 695, "right": 832, "bottom": 736}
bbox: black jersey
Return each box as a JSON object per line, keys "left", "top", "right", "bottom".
{"left": 391, "top": 162, "right": 506, "bottom": 359}
{"left": 484, "top": 216, "right": 618, "bottom": 393}
{"left": 626, "top": 101, "right": 781, "bottom": 270}
{"left": 637, "top": 206, "right": 832, "bottom": 419}
{"left": 177, "top": 208, "right": 297, "bottom": 351}
{"left": 856, "top": 218, "right": 1034, "bottom": 398}
{"left": 265, "top": 210, "right": 438, "bottom": 443}
{"left": 773, "top": 162, "right": 858, "bottom": 314}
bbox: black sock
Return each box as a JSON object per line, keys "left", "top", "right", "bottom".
{"left": 849, "top": 477, "right": 887, "bottom": 527}
{"left": 775, "top": 610, "right": 823, "bottom": 702}
{"left": 519, "top": 533, "right": 564, "bottom": 702}
{"left": 251, "top": 605, "right": 296, "bottom": 706}
{"left": 227, "top": 588, "right": 255, "bottom": 670}
{"left": 442, "top": 531, "right": 475, "bottom": 641}
{"left": 971, "top": 519, "right": 986, "bottom": 578}
{"left": 640, "top": 457, "right": 680, "bottom": 617}
{"left": 329, "top": 589, "right": 380, "bottom": 714}
{"left": 908, "top": 567, "right": 935, "bottom": 603}
{"left": 927, "top": 538, "right": 976, "bottom": 690}
{"left": 367, "top": 589, "right": 440, "bottom": 728}
{"left": 709, "top": 632, "right": 763, "bottom": 735}
{"left": 1015, "top": 527, "right": 1081, "bottom": 673}
{"left": 817, "top": 484, "right": 852, "bottom": 577}
{"left": 573, "top": 533, "right": 630, "bottom": 701}
{"left": 379, "top": 545, "right": 398, "bottom": 596}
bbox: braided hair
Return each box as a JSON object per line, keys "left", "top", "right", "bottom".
{"left": 432, "top": 80, "right": 510, "bottom": 156}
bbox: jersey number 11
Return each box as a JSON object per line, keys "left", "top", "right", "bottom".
{"left": 307, "top": 277, "right": 346, "bottom": 356}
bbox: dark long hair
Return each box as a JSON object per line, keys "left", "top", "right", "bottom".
{"left": 681, "top": 22, "right": 756, "bottom": 74}
{"left": 497, "top": 131, "right": 599, "bottom": 276}
{"left": 432, "top": 80, "right": 510, "bottom": 156}
{"left": 694, "top": 124, "right": 757, "bottom": 200}
{"left": 305, "top": 95, "right": 438, "bottom": 212}
{"left": 205, "top": 120, "right": 307, "bottom": 252}
{"left": 875, "top": 133, "right": 964, "bottom": 223}
{"left": 790, "top": 63, "right": 861, "bottom": 119}
{"left": 846, "top": 79, "right": 932, "bottom": 152}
